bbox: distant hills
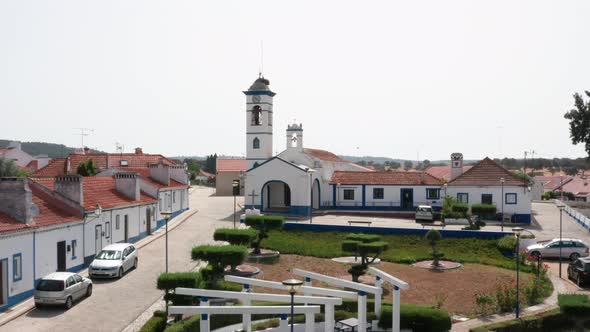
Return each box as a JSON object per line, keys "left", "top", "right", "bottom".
{"left": 0, "top": 140, "right": 103, "bottom": 158}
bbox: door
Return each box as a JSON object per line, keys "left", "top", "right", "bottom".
{"left": 284, "top": 185, "right": 291, "bottom": 206}
{"left": 124, "top": 216, "right": 129, "bottom": 242}
{"left": 57, "top": 241, "right": 67, "bottom": 272}
{"left": 401, "top": 189, "right": 414, "bottom": 210}
{"left": 95, "top": 225, "right": 103, "bottom": 256}
{"left": 0, "top": 260, "right": 6, "bottom": 306}
{"left": 146, "top": 208, "right": 152, "bottom": 235}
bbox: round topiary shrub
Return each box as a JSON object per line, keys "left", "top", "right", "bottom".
{"left": 192, "top": 245, "right": 248, "bottom": 285}
{"left": 244, "top": 215, "right": 284, "bottom": 254}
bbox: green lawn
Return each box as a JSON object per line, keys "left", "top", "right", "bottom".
{"left": 264, "top": 230, "right": 527, "bottom": 271}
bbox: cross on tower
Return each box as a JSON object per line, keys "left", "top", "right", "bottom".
{"left": 248, "top": 190, "right": 259, "bottom": 206}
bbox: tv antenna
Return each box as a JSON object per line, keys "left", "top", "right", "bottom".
{"left": 115, "top": 142, "right": 124, "bottom": 154}
{"left": 73, "top": 128, "right": 94, "bottom": 148}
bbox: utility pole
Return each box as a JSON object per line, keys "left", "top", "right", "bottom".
{"left": 523, "top": 151, "right": 528, "bottom": 194}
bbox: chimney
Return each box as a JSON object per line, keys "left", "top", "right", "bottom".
{"left": 419, "top": 172, "right": 425, "bottom": 184}
{"left": 0, "top": 178, "right": 38, "bottom": 225}
{"left": 135, "top": 147, "right": 143, "bottom": 155}
{"left": 7, "top": 141, "right": 22, "bottom": 150}
{"left": 169, "top": 165, "right": 189, "bottom": 185}
{"left": 149, "top": 161, "right": 170, "bottom": 186}
{"left": 55, "top": 175, "right": 84, "bottom": 206}
{"left": 83, "top": 147, "right": 90, "bottom": 154}
{"left": 450, "top": 153, "right": 464, "bottom": 181}
{"left": 115, "top": 173, "right": 140, "bottom": 201}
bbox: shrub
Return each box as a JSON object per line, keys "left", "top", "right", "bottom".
{"left": 472, "top": 204, "right": 497, "bottom": 217}
{"left": 157, "top": 272, "right": 203, "bottom": 306}
{"left": 345, "top": 234, "right": 382, "bottom": 243}
{"left": 213, "top": 228, "right": 257, "bottom": 246}
{"left": 164, "top": 314, "right": 200, "bottom": 332}
{"left": 451, "top": 203, "right": 469, "bottom": 213}
{"left": 379, "top": 303, "right": 452, "bottom": 332}
{"left": 559, "top": 294, "right": 590, "bottom": 316}
{"left": 497, "top": 235, "right": 517, "bottom": 252}
{"left": 192, "top": 245, "right": 247, "bottom": 271}
{"left": 341, "top": 234, "right": 388, "bottom": 281}
{"left": 245, "top": 215, "right": 285, "bottom": 254}
{"left": 425, "top": 229, "right": 444, "bottom": 267}
{"left": 469, "top": 308, "right": 574, "bottom": 332}
{"left": 139, "top": 312, "right": 167, "bottom": 332}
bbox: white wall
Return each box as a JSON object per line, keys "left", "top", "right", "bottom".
{"left": 35, "top": 223, "right": 84, "bottom": 278}
{"left": 0, "top": 232, "right": 34, "bottom": 302}
{"left": 446, "top": 185, "right": 532, "bottom": 215}
{"left": 334, "top": 185, "right": 443, "bottom": 207}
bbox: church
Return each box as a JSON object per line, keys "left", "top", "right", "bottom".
{"left": 243, "top": 76, "right": 533, "bottom": 223}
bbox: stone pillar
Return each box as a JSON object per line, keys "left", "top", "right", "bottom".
{"left": 358, "top": 291, "right": 367, "bottom": 332}
{"left": 200, "top": 296, "right": 210, "bottom": 332}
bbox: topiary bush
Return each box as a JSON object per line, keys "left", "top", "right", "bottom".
{"left": 139, "top": 311, "right": 167, "bottom": 332}
{"left": 451, "top": 203, "right": 469, "bottom": 213}
{"left": 559, "top": 294, "right": 590, "bottom": 316}
{"left": 157, "top": 272, "right": 204, "bottom": 306}
{"left": 245, "top": 215, "right": 284, "bottom": 254}
{"left": 379, "top": 303, "right": 452, "bottom": 332}
{"left": 192, "top": 245, "right": 248, "bottom": 285}
{"left": 472, "top": 204, "right": 497, "bottom": 218}
{"left": 342, "top": 233, "right": 388, "bottom": 282}
{"left": 425, "top": 229, "right": 444, "bottom": 267}
{"left": 213, "top": 228, "right": 257, "bottom": 246}
{"left": 164, "top": 314, "right": 200, "bottom": 332}
{"left": 497, "top": 235, "right": 517, "bottom": 253}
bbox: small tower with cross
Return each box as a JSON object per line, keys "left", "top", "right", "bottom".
{"left": 244, "top": 75, "right": 276, "bottom": 170}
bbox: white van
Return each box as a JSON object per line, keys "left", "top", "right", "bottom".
{"left": 415, "top": 205, "right": 434, "bottom": 222}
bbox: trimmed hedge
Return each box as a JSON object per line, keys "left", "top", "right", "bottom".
{"left": 157, "top": 272, "right": 203, "bottom": 290}
{"left": 469, "top": 308, "right": 573, "bottom": 332}
{"left": 451, "top": 203, "right": 469, "bottom": 213}
{"left": 213, "top": 228, "right": 257, "bottom": 246}
{"left": 139, "top": 311, "right": 167, "bottom": 332}
{"left": 164, "top": 314, "right": 200, "bottom": 332}
{"left": 558, "top": 294, "right": 590, "bottom": 316}
{"left": 244, "top": 215, "right": 285, "bottom": 229}
{"left": 472, "top": 204, "right": 497, "bottom": 217}
{"left": 379, "top": 303, "right": 452, "bottom": 332}
{"left": 191, "top": 245, "right": 247, "bottom": 270}
{"left": 345, "top": 233, "right": 382, "bottom": 243}
{"left": 497, "top": 236, "right": 517, "bottom": 252}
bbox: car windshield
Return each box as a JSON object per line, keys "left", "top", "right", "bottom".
{"left": 36, "top": 279, "right": 64, "bottom": 292}
{"left": 95, "top": 250, "right": 122, "bottom": 260}
{"left": 418, "top": 207, "right": 432, "bottom": 212}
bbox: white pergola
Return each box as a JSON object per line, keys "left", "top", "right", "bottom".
{"left": 368, "top": 267, "right": 410, "bottom": 332}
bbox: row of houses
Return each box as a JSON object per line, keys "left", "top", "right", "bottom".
{"left": 0, "top": 141, "right": 51, "bottom": 173}
{"left": 537, "top": 174, "right": 590, "bottom": 202}
{"left": 0, "top": 150, "right": 189, "bottom": 312}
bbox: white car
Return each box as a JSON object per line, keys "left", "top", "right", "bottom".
{"left": 89, "top": 243, "right": 138, "bottom": 278}
{"left": 526, "top": 238, "right": 590, "bottom": 261}
{"left": 415, "top": 205, "right": 434, "bottom": 222}
{"left": 34, "top": 272, "right": 92, "bottom": 309}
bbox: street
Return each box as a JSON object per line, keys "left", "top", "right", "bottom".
{"left": 0, "top": 187, "right": 238, "bottom": 332}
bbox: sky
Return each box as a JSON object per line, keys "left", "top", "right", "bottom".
{"left": 1, "top": 0, "right": 589, "bottom": 161}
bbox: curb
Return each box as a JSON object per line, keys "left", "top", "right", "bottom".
{"left": 0, "top": 208, "right": 199, "bottom": 328}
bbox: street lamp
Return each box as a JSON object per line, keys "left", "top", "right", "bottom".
{"left": 232, "top": 180, "right": 240, "bottom": 229}
{"left": 282, "top": 278, "right": 303, "bottom": 332}
{"left": 307, "top": 169, "right": 316, "bottom": 224}
{"left": 512, "top": 226, "right": 524, "bottom": 318}
{"left": 160, "top": 210, "right": 172, "bottom": 273}
{"left": 500, "top": 177, "right": 505, "bottom": 232}
{"left": 557, "top": 201, "right": 565, "bottom": 278}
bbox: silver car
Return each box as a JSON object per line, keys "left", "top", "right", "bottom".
{"left": 415, "top": 205, "right": 434, "bottom": 222}
{"left": 34, "top": 272, "right": 92, "bottom": 309}
{"left": 526, "top": 238, "right": 590, "bottom": 261}
{"left": 89, "top": 243, "right": 138, "bottom": 278}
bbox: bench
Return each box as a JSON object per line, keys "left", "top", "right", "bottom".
{"left": 421, "top": 221, "right": 445, "bottom": 229}
{"left": 348, "top": 221, "right": 372, "bottom": 227}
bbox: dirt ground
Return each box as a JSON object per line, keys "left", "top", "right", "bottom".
{"left": 250, "top": 255, "right": 530, "bottom": 316}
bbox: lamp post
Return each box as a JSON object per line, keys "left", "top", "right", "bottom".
{"left": 160, "top": 210, "right": 172, "bottom": 273}
{"left": 500, "top": 177, "right": 505, "bottom": 232}
{"left": 232, "top": 180, "right": 240, "bottom": 229}
{"left": 282, "top": 278, "right": 303, "bottom": 332}
{"left": 513, "top": 227, "right": 523, "bottom": 318}
{"left": 307, "top": 169, "right": 316, "bottom": 224}
{"left": 557, "top": 202, "right": 565, "bottom": 278}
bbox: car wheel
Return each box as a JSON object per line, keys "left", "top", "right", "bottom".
{"left": 35, "top": 303, "right": 43, "bottom": 309}
{"left": 86, "top": 284, "right": 93, "bottom": 297}
{"left": 118, "top": 267, "right": 124, "bottom": 278}
{"left": 571, "top": 253, "right": 580, "bottom": 261}
{"left": 65, "top": 297, "right": 73, "bottom": 310}
{"left": 134, "top": 258, "right": 138, "bottom": 270}
{"left": 530, "top": 251, "right": 541, "bottom": 258}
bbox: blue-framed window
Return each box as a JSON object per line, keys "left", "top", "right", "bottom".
{"left": 13, "top": 253, "right": 22, "bottom": 282}
{"left": 343, "top": 189, "right": 355, "bottom": 200}
{"left": 253, "top": 137, "right": 260, "bottom": 149}
{"left": 506, "top": 193, "right": 517, "bottom": 205}
{"left": 373, "top": 188, "right": 384, "bottom": 199}
{"left": 71, "top": 240, "right": 77, "bottom": 259}
{"left": 481, "top": 194, "right": 493, "bottom": 205}
{"left": 457, "top": 193, "right": 469, "bottom": 204}
{"left": 426, "top": 188, "right": 440, "bottom": 200}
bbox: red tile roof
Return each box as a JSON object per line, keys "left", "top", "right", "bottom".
{"left": 425, "top": 165, "right": 473, "bottom": 181}
{"left": 448, "top": 157, "right": 525, "bottom": 187}
{"left": 32, "top": 158, "right": 67, "bottom": 177}
{"left": 560, "top": 176, "right": 590, "bottom": 197}
{"left": 303, "top": 148, "right": 344, "bottom": 162}
{"left": 198, "top": 170, "right": 214, "bottom": 178}
{"left": 535, "top": 176, "right": 573, "bottom": 191}
{"left": 330, "top": 171, "right": 444, "bottom": 185}
{"left": 115, "top": 168, "right": 188, "bottom": 189}
{"left": 0, "top": 212, "right": 28, "bottom": 233}
{"left": 216, "top": 159, "right": 247, "bottom": 172}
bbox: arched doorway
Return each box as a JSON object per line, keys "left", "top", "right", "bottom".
{"left": 312, "top": 179, "right": 320, "bottom": 210}
{"left": 261, "top": 181, "right": 291, "bottom": 212}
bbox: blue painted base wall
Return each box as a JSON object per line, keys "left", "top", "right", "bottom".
{"left": 320, "top": 205, "right": 443, "bottom": 212}
{"left": 283, "top": 222, "right": 513, "bottom": 239}
{"left": 245, "top": 205, "right": 311, "bottom": 216}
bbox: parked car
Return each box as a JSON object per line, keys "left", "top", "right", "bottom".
{"left": 568, "top": 257, "right": 590, "bottom": 286}
{"left": 34, "top": 272, "right": 92, "bottom": 309}
{"left": 89, "top": 243, "right": 138, "bottom": 279}
{"left": 526, "top": 238, "right": 589, "bottom": 260}
{"left": 415, "top": 205, "right": 434, "bottom": 222}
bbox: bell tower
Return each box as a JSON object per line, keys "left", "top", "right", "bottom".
{"left": 244, "top": 75, "right": 276, "bottom": 170}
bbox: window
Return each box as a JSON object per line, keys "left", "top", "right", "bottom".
{"left": 105, "top": 222, "right": 110, "bottom": 238}
{"left": 505, "top": 193, "right": 517, "bottom": 205}
{"left": 343, "top": 189, "right": 355, "bottom": 200}
{"left": 373, "top": 188, "right": 384, "bottom": 200}
{"left": 481, "top": 194, "right": 493, "bottom": 205}
{"left": 159, "top": 199, "right": 162, "bottom": 211}
{"left": 71, "top": 240, "right": 77, "bottom": 259}
{"left": 74, "top": 274, "right": 82, "bottom": 283}
{"left": 457, "top": 193, "right": 469, "bottom": 204}
{"left": 116, "top": 215, "right": 120, "bottom": 230}
{"left": 13, "top": 254, "right": 22, "bottom": 281}
{"left": 152, "top": 207, "right": 156, "bottom": 220}
{"left": 66, "top": 276, "right": 75, "bottom": 288}
{"left": 253, "top": 137, "right": 260, "bottom": 149}
{"left": 173, "top": 192, "right": 176, "bottom": 203}
{"left": 426, "top": 188, "right": 440, "bottom": 200}
{"left": 252, "top": 106, "right": 262, "bottom": 125}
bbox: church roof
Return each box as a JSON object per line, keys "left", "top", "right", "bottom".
{"left": 330, "top": 171, "right": 443, "bottom": 185}
{"left": 447, "top": 157, "right": 526, "bottom": 187}
{"left": 303, "top": 148, "right": 344, "bottom": 162}
{"left": 249, "top": 77, "right": 271, "bottom": 91}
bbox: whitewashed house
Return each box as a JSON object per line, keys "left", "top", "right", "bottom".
{"left": 0, "top": 141, "right": 51, "bottom": 172}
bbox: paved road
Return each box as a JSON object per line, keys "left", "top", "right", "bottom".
{"left": 528, "top": 201, "right": 590, "bottom": 243}
{"left": 0, "top": 187, "right": 240, "bottom": 332}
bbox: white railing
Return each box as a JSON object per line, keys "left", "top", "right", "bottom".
{"left": 558, "top": 200, "right": 590, "bottom": 231}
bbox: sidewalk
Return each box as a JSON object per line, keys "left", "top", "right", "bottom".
{"left": 0, "top": 208, "right": 198, "bottom": 328}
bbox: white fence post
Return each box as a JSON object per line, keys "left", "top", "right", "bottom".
{"left": 200, "top": 296, "right": 210, "bottom": 332}
{"left": 279, "top": 314, "right": 289, "bottom": 331}
{"left": 373, "top": 275, "right": 383, "bottom": 328}
{"left": 242, "top": 284, "right": 252, "bottom": 332}
{"left": 358, "top": 291, "right": 367, "bottom": 332}
{"left": 393, "top": 286, "right": 401, "bottom": 332}
{"left": 325, "top": 304, "right": 335, "bottom": 332}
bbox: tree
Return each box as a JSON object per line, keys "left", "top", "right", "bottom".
{"left": 422, "top": 159, "right": 431, "bottom": 169}
{"left": 204, "top": 154, "right": 217, "bottom": 173}
{"left": 0, "top": 158, "right": 18, "bottom": 177}
{"left": 403, "top": 160, "right": 413, "bottom": 171}
{"left": 76, "top": 159, "right": 97, "bottom": 176}
{"left": 389, "top": 161, "right": 401, "bottom": 170}
{"left": 342, "top": 234, "right": 388, "bottom": 282}
{"left": 564, "top": 167, "right": 579, "bottom": 176}
{"left": 564, "top": 91, "right": 590, "bottom": 158}
{"left": 244, "top": 215, "right": 284, "bottom": 254}
{"left": 425, "top": 229, "right": 444, "bottom": 267}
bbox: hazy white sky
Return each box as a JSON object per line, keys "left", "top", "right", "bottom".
{"left": 1, "top": 0, "right": 589, "bottom": 161}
